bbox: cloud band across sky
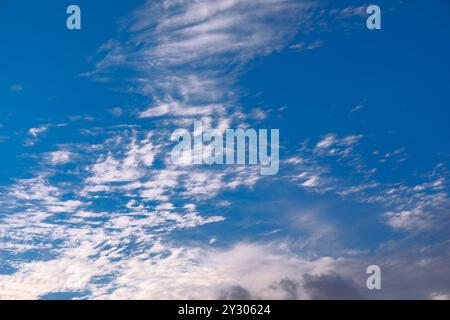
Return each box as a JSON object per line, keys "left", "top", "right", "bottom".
{"left": 0, "top": 0, "right": 449, "bottom": 300}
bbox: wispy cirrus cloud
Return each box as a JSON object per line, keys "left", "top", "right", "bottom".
{"left": 1, "top": 0, "right": 449, "bottom": 300}
{"left": 285, "top": 134, "right": 449, "bottom": 233}
{"left": 86, "top": 0, "right": 315, "bottom": 119}
{"left": 289, "top": 39, "right": 324, "bottom": 53}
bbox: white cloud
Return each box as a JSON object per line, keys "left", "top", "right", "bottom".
{"left": 10, "top": 84, "right": 23, "bottom": 92}
{"left": 315, "top": 134, "right": 336, "bottom": 150}
{"left": 290, "top": 39, "right": 323, "bottom": 53}
{"left": 109, "top": 107, "right": 123, "bottom": 117}
{"left": 28, "top": 126, "right": 49, "bottom": 138}
{"left": 286, "top": 135, "right": 449, "bottom": 234}
{"left": 302, "top": 176, "right": 320, "bottom": 188}
{"left": 87, "top": 0, "right": 315, "bottom": 124}
{"left": 2, "top": 0, "right": 448, "bottom": 300}
{"left": 9, "top": 176, "right": 60, "bottom": 202}
{"left": 46, "top": 200, "right": 84, "bottom": 213}
{"left": 48, "top": 150, "right": 73, "bottom": 165}
{"left": 0, "top": 242, "right": 107, "bottom": 299}
{"left": 131, "top": 0, "right": 312, "bottom": 67}
{"left": 332, "top": 6, "right": 367, "bottom": 19}
{"left": 384, "top": 209, "right": 428, "bottom": 230}
{"left": 86, "top": 134, "right": 157, "bottom": 185}
{"left": 89, "top": 242, "right": 339, "bottom": 299}
{"left": 430, "top": 292, "right": 450, "bottom": 300}
{"left": 139, "top": 99, "right": 224, "bottom": 119}
{"left": 7, "top": 176, "right": 86, "bottom": 214}
{"left": 25, "top": 124, "right": 67, "bottom": 146}
{"left": 351, "top": 104, "right": 364, "bottom": 112}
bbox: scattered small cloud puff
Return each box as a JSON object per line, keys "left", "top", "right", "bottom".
{"left": 24, "top": 124, "right": 67, "bottom": 146}
{"left": 351, "top": 104, "right": 365, "bottom": 112}
{"left": 10, "top": 84, "right": 23, "bottom": 92}
{"left": 47, "top": 150, "right": 73, "bottom": 166}
{"left": 28, "top": 125, "right": 49, "bottom": 138}
{"left": 109, "top": 107, "right": 123, "bottom": 117}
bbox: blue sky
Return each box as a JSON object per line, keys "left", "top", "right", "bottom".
{"left": 0, "top": 0, "right": 449, "bottom": 299}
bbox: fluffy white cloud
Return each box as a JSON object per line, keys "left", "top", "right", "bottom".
{"left": 48, "top": 150, "right": 73, "bottom": 165}
{"left": 28, "top": 126, "right": 49, "bottom": 138}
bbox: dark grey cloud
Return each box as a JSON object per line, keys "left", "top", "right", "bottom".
{"left": 219, "top": 285, "right": 252, "bottom": 300}
{"left": 369, "top": 239, "right": 450, "bottom": 299}
{"left": 278, "top": 278, "right": 300, "bottom": 300}
{"left": 302, "top": 273, "right": 364, "bottom": 300}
